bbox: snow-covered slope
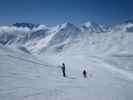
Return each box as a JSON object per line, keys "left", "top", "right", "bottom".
{"left": 18, "top": 22, "right": 83, "bottom": 54}
{"left": 1, "top": 21, "right": 133, "bottom": 100}
{"left": 1, "top": 44, "right": 133, "bottom": 100}
{"left": 37, "top": 22, "right": 82, "bottom": 53}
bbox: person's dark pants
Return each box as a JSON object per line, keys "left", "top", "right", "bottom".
{"left": 84, "top": 74, "right": 87, "bottom": 78}
{"left": 83, "top": 72, "right": 87, "bottom": 78}
{"left": 62, "top": 70, "right": 66, "bottom": 77}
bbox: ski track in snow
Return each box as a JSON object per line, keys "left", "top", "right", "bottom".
{"left": 0, "top": 54, "right": 58, "bottom": 69}
{"left": 1, "top": 51, "right": 133, "bottom": 82}
{"left": 2, "top": 52, "right": 133, "bottom": 82}
{"left": 7, "top": 53, "right": 133, "bottom": 82}
{"left": 88, "top": 56, "right": 133, "bottom": 81}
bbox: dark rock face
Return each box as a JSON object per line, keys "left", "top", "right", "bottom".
{"left": 12, "top": 23, "right": 39, "bottom": 29}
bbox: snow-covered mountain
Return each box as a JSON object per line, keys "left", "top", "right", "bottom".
{"left": 1, "top": 21, "right": 133, "bottom": 100}
{"left": 0, "top": 21, "right": 133, "bottom": 55}
{"left": 81, "top": 21, "right": 104, "bottom": 33}
{"left": 0, "top": 23, "right": 48, "bottom": 46}
{"left": 1, "top": 38, "right": 133, "bottom": 100}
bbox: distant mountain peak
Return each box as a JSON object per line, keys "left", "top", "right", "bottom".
{"left": 83, "top": 21, "right": 99, "bottom": 28}
{"left": 12, "top": 22, "right": 39, "bottom": 29}
{"left": 61, "top": 22, "right": 76, "bottom": 29}
{"left": 81, "top": 21, "right": 103, "bottom": 33}
{"left": 125, "top": 20, "right": 133, "bottom": 24}
{"left": 83, "top": 21, "right": 92, "bottom": 27}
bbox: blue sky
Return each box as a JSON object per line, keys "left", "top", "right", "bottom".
{"left": 0, "top": 0, "right": 133, "bottom": 25}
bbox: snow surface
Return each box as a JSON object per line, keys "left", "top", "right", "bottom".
{"left": 1, "top": 21, "right": 133, "bottom": 100}
{"left": 0, "top": 45, "right": 133, "bottom": 100}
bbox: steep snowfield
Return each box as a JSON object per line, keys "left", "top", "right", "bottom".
{"left": 0, "top": 45, "right": 133, "bottom": 100}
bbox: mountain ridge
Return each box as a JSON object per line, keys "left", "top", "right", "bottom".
{"left": 0, "top": 21, "right": 133, "bottom": 55}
